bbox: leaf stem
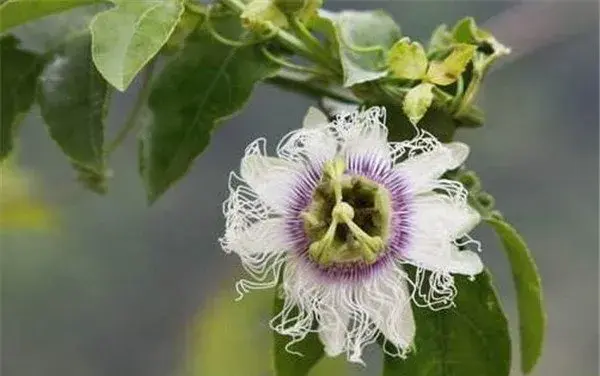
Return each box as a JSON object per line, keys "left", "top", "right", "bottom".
{"left": 106, "top": 58, "right": 157, "bottom": 155}
{"left": 290, "top": 17, "right": 341, "bottom": 73}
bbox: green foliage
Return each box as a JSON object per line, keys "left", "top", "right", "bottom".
{"left": 89, "top": 0, "right": 185, "bottom": 91}
{"left": 0, "top": 35, "right": 45, "bottom": 161}
{"left": 320, "top": 9, "right": 402, "bottom": 87}
{"left": 162, "top": 7, "right": 203, "bottom": 54}
{"left": 383, "top": 271, "right": 511, "bottom": 376}
{"left": 0, "top": 4, "right": 544, "bottom": 375}
{"left": 453, "top": 168, "right": 546, "bottom": 374}
{"left": 387, "top": 38, "right": 428, "bottom": 80}
{"left": 38, "top": 34, "right": 109, "bottom": 176}
{"left": 402, "top": 82, "right": 434, "bottom": 125}
{"left": 376, "top": 101, "right": 458, "bottom": 143}
{"left": 0, "top": 0, "right": 100, "bottom": 33}
{"left": 486, "top": 218, "right": 545, "bottom": 374}
{"left": 139, "top": 15, "right": 278, "bottom": 202}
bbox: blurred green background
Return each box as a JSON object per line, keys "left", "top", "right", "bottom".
{"left": 1, "top": 1, "right": 598, "bottom": 375}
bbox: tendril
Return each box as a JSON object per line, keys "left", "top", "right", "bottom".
{"left": 260, "top": 46, "right": 324, "bottom": 75}
{"left": 205, "top": 5, "right": 249, "bottom": 47}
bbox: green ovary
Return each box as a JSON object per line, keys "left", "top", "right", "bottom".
{"left": 301, "top": 158, "right": 392, "bottom": 266}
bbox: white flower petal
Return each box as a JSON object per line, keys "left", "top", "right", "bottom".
{"left": 272, "top": 258, "right": 326, "bottom": 345}
{"left": 279, "top": 259, "right": 352, "bottom": 357}
{"left": 303, "top": 107, "right": 329, "bottom": 129}
{"left": 446, "top": 248, "right": 483, "bottom": 275}
{"left": 240, "top": 139, "right": 303, "bottom": 213}
{"left": 277, "top": 127, "right": 338, "bottom": 167}
{"left": 318, "top": 303, "right": 349, "bottom": 357}
{"left": 412, "top": 193, "right": 481, "bottom": 239}
{"left": 396, "top": 141, "right": 470, "bottom": 193}
{"left": 405, "top": 235, "right": 483, "bottom": 276}
{"left": 338, "top": 107, "right": 391, "bottom": 164}
{"left": 446, "top": 141, "right": 470, "bottom": 165}
{"left": 357, "top": 266, "right": 415, "bottom": 351}
{"left": 224, "top": 218, "right": 290, "bottom": 256}
{"left": 404, "top": 193, "right": 482, "bottom": 275}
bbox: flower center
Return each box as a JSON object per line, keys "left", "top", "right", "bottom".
{"left": 301, "top": 158, "right": 391, "bottom": 266}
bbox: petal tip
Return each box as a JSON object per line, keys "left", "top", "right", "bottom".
{"left": 303, "top": 106, "right": 328, "bottom": 129}
{"left": 447, "top": 142, "right": 470, "bottom": 168}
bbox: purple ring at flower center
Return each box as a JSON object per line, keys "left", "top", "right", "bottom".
{"left": 284, "top": 153, "right": 413, "bottom": 282}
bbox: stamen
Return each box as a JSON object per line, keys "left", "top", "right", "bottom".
{"left": 301, "top": 158, "right": 391, "bottom": 267}
{"left": 308, "top": 216, "right": 338, "bottom": 264}
{"left": 323, "top": 157, "right": 345, "bottom": 203}
{"left": 333, "top": 201, "right": 383, "bottom": 263}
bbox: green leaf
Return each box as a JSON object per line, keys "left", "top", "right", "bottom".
{"left": 273, "top": 287, "right": 325, "bottom": 376}
{"left": 312, "top": 10, "right": 339, "bottom": 54}
{"left": 37, "top": 34, "right": 109, "bottom": 174}
{"left": 0, "top": 35, "right": 45, "bottom": 161}
{"left": 90, "top": 0, "right": 185, "bottom": 91}
{"left": 403, "top": 82, "right": 433, "bottom": 125}
{"left": 321, "top": 10, "right": 401, "bottom": 87}
{"left": 387, "top": 38, "right": 428, "bottom": 80}
{"left": 485, "top": 218, "right": 545, "bottom": 374}
{"left": 162, "top": 6, "right": 203, "bottom": 54}
{"left": 385, "top": 104, "right": 458, "bottom": 143}
{"left": 140, "top": 17, "right": 278, "bottom": 203}
{"left": 0, "top": 0, "right": 99, "bottom": 33}
{"left": 383, "top": 271, "right": 511, "bottom": 376}
{"left": 426, "top": 44, "right": 476, "bottom": 86}
{"left": 74, "top": 164, "right": 110, "bottom": 195}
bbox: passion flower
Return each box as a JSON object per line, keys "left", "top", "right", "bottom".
{"left": 220, "top": 107, "right": 482, "bottom": 363}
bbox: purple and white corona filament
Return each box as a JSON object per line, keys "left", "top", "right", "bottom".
{"left": 220, "top": 107, "right": 483, "bottom": 363}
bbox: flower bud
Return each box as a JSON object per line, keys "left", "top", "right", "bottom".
{"left": 457, "top": 170, "right": 481, "bottom": 193}
{"left": 241, "top": 0, "right": 288, "bottom": 33}
{"left": 274, "top": 0, "right": 322, "bottom": 23}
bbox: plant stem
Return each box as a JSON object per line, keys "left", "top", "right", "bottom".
{"left": 106, "top": 59, "right": 157, "bottom": 155}
{"left": 290, "top": 17, "right": 341, "bottom": 73}
{"left": 267, "top": 69, "right": 359, "bottom": 104}
{"left": 455, "top": 73, "right": 481, "bottom": 118}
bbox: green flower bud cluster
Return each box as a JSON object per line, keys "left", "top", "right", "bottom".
{"left": 241, "top": 0, "right": 321, "bottom": 33}
{"left": 455, "top": 169, "right": 503, "bottom": 220}
{"left": 379, "top": 17, "right": 510, "bottom": 126}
